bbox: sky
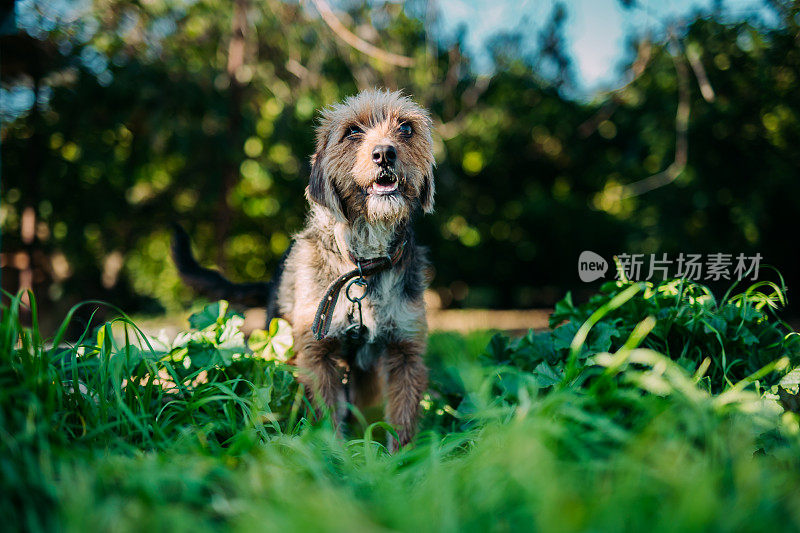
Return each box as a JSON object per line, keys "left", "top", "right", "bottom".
{"left": 436, "top": 0, "right": 777, "bottom": 95}
{"left": 0, "top": 0, "right": 780, "bottom": 120}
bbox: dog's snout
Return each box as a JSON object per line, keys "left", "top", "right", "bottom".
{"left": 372, "top": 144, "right": 396, "bottom": 166}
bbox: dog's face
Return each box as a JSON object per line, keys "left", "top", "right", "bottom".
{"left": 306, "top": 89, "right": 435, "bottom": 224}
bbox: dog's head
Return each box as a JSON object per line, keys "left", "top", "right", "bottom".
{"left": 306, "top": 89, "right": 435, "bottom": 225}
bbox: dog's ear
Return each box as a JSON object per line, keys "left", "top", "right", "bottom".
{"left": 306, "top": 150, "right": 346, "bottom": 222}
{"left": 419, "top": 163, "right": 435, "bottom": 214}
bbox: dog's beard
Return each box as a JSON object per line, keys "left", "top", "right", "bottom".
{"left": 363, "top": 167, "right": 411, "bottom": 223}
{"left": 365, "top": 193, "right": 410, "bottom": 223}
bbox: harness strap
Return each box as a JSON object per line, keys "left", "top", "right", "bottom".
{"left": 311, "top": 241, "right": 405, "bottom": 340}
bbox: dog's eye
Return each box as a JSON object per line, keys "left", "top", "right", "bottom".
{"left": 343, "top": 125, "right": 363, "bottom": 141}
{"left": 398, "top": 122, "right": 413, "bottom": 137}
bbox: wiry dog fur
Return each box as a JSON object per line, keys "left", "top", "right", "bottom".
{"left": 173, "top": 89, "right": 435, "bottom": 451}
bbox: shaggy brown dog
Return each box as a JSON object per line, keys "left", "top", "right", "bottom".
{"left": 173, "top": 89, "right": 435, "bottom": 451}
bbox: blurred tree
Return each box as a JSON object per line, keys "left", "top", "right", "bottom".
{"left": 1, "top": 0, "right": 799, "bottom": 327}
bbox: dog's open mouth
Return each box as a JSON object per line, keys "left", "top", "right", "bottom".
{"left": 368, "top": 171, "right": 399, "bottom": 195}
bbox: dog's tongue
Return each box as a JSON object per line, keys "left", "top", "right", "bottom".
{"left": 371, "top": 172, "right": 398, "bottom": 194}
{"left": 372, "top": 181, "right": 398, "bottom": 194}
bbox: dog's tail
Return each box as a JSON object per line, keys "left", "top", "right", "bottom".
{"left": 170, "top": 223, "right": 273, "bottom": 308}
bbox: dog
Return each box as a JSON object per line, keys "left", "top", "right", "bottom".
{"left": 172, "top": 89, "right": 435, "bottom": 451}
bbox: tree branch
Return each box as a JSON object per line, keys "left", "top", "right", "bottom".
{"left": 611, "top": 36, "right": 690, "bottom": 199}
{"left": 686, "top": 43, "right": 715, "bottom": 103}
{"left": 579, "top": 39, "right": 652, "bottom": 138}
{"left": 436, "top": 76, "right": 492, "bottom": 141}
{"left": 308, "top": 0, "right": 414, "bottom": 68}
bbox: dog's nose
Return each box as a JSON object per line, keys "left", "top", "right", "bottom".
{"left": 372, "top": 144, "right": 396, "bottom": 166}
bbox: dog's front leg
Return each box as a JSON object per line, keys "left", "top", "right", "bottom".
{"left": 295, "top": 333, "right": 347, "bottom": 427}
{"left": 383, "top": 340, "right": 428, "bottom": 452}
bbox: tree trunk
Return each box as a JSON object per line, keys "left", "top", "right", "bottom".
{"left": 215, "top": 0, "right": 248, "bottom": 269}
{"left": 20, "top": 76, "right": 43, "bottom": 314}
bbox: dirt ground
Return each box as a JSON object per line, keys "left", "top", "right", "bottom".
{"left": 131, "top": 307, "right": 554, "bottom": 341}
{"left": 244, "top": 307, "right": 552, "bottom": 336}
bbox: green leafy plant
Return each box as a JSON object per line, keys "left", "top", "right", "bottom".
{"left": 479, "top": 278, "right": 800, "bottom": 391}
{"left": 3, "top": 280, "right": 800, "bottom": 531}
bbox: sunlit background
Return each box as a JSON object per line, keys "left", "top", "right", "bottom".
{"left": 2, "top": 0, "right": 798, "bottom": 331}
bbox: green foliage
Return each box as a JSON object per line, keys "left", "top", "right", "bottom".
{"left": 5, "top": 2, "right": 800, "bottom": 318}
{"left": 481, "top": 278, "right": 800, "bottom": 391}
{"left": 423, "top": 278, "right": 800, "bottom": 439}
{"left": 6, "top": 278, "right": 800, "bottom": 530}
{"left": 0, "top": 293, "right": 301, "bottom": 529}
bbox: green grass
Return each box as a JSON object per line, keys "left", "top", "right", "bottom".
{"left": 3, "top": 279, "right": 800, "bottom": 532}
